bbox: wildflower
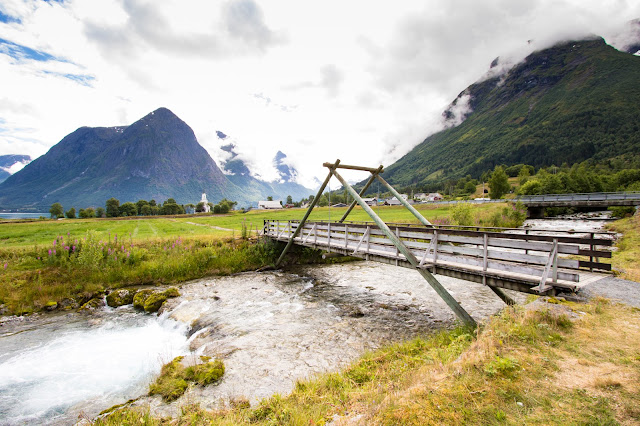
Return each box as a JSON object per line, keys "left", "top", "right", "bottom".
{"left": 64, "top": 246, "right": 69, "bottom": 251}
{"left": 126, "top": 252, "right": 130, "bottom": 258}
{"left": 72, "top": 245, "right": 76, "bottom": 252}
{"left": 53, "top": 249, "right": 56, "bottom": 255}
{"left": 121, "top": 245, "right": 124, "bottom": 251}
{"left": 53, "top": 240, "right": 56, "bottom": 247}
{"left": 48, "top": 249, "right": 52, "bottom": 256}
{"left": 3, "top": 263, "right": 6, "bottom": 269}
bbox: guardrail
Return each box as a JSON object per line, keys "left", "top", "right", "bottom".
{"left": 264, "top": 220, "right": 613, "bottom": 294}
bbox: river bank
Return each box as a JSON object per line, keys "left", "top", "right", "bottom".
{"left": 1, "top": 209, "right": 638, "bottom": 425}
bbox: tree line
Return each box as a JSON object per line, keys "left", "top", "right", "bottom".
{"left": 49, "top": 197, "right": 238, "bottom": 219}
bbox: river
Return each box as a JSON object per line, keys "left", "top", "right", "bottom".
{"left": 0, "top": 214, "right": 612, "bottom": 425}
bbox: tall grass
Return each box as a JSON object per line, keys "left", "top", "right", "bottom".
{"left": 0, "top": 234, "right": 280, "bottom": 316}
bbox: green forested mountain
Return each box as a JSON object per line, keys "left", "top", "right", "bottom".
{"left": 382, "top": 38, "right": 640, "bottom": 188}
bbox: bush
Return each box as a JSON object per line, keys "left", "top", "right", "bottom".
{"left": 452, "top": 203, "right": 474, "bottom": 226}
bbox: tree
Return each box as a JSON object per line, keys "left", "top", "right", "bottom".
{"left": 119, "top": 202, "right": 138, "bottom": 217}
{"left": 267, "top": 196, "right": 273, "bottom": 201}
{"left": 65, "top": 207, "right": 76, "bottom": 219}
{"left": 79, "top": 208, "right": 95, "bottom": 218}
{"left": 49, "top": 203, "right": 64, "bottom": 219}
{"left": 196, "top": 201, "right": 206, "bottom": 212}
{"left": 136, "top": 199, "right": 149, "bottom": 213}
{"left": 286, "top": 195, "right": 293, "bottom": 205}
{"left": 213, "top": 204, "right": 221, "bottom": 214}
{"left": 518, "top": 166, "right": 530, "bottom": 186}
{"left": 106, "top": 198, "right": 120, "bottom": 217}
{"left": 140, "top": 204, "right": 152, "bottom": 216}
{"left": 165, "top": 198, "right": 177, "bottom": 205}
{"left": 95, "top": 207, "right": 105, "bottom": 218}
{"left": 488, "top": 166, "right": 510, "bottom": 199}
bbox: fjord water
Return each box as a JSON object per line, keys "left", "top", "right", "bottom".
{"left": 0, "top": 308, "right": 189, "bottom": 424}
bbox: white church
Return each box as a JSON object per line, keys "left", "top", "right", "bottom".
{"left": 200, "top": 192, "right": 211, "bottom": 213}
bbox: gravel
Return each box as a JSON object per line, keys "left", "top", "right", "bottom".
{"left": 577, "top": 276, "right": 640, "bottom": 308}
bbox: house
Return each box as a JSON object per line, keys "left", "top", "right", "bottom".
{"left": 414, "top": 193, "right": 428, "bottom": 201}
{"left": 385, "top": 194, "right": 409, "bottom": 206}
{"left": 427, "top": 192, "right": 443, "bottom": 201}
{"left": 362, "top": 197, "right": 377, "bottom": 206}
{"left": 258, "top": 200, "right": 283, "bottom": 209}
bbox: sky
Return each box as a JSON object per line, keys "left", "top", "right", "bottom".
{"left": 1, "top": 0, "right": 639, "bottom": 187}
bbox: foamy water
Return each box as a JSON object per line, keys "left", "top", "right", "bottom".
{"left": 0, "top": 308, "right": 189, "bottom": 424}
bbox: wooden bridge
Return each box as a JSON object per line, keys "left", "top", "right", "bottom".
{"left": 267, "top": 160, "right": 614, "bottom": 327}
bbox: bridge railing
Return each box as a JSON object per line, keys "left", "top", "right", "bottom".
{"left": 264, "top": 220, "right": 613, "bottom": 293}
{"left": 515, "top": 191, "right": 640, "bottom": 203}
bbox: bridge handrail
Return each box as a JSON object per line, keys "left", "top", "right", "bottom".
{"left": 281, "top": 219, "right": 616, "bottom": 237}
{"left": 515, "top": 191, "right": 640, "bottom": 203}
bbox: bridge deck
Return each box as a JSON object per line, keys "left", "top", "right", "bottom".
{"left": 264, "top": 220, "right": 613, "bottom": 295}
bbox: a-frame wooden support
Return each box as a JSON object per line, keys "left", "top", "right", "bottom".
{"left": 276, "top": 160, "right": 477, "bottom": 327}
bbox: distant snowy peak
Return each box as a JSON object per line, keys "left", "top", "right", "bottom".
{"left": 273, "top": 151, "right": 298, "bottom": 183}
{"left": 0, "top": 154, "right": 31, "bottom": 182}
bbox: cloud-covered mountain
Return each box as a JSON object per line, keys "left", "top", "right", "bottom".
{"left": 0, "top": 154, "right": 31, "bottom": 183}
{"left": 381, "top": 36, "right": 640, "bottom": 188}
{"left": 215, "top": 132, "right": 314, "bottom": 202}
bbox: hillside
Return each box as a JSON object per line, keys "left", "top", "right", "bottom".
{"left": 0, "top": 108, "right": 243, "bottom": 209}
{"left": 382, "top": 38, "right": 640, "bottom": 188}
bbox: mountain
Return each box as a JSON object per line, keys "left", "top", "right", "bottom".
{"left": 0, "top": 154, "right": 31, "bottom": 183}
{"left": 0, "top": 108, "right": 243, "bottom": 210}
{"left": 215, "top": 133, "right": 314, "bottom": 202}
{"left": 381, "top": 37, "right": 640, "bottom": 188}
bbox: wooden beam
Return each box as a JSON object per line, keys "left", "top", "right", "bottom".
{"left": 375, "top": 174, "right": 434, "bottom": 227}
{"left": 275, "top": 159, "right": 340, "bottom": 266}
{"left": 331, "top": 169, "right": 476, "bottom": 327}
{"left": 338, "top": 164, "right": 384, "bottom": 223}
{"left": 323, "top": 162, "right": 384, "bottom": 173}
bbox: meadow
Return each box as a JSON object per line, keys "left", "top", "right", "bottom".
{"left": 0, "top": 201, "right": 554, "bottom": 316}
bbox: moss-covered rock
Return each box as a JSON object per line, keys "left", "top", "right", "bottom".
{"left": 78, "top": 297, "right": 105, "bottom": 311}
{"left": 133, "top": 289, "right": 154, "bottom": 310}
{"left": 59, "top": 298, "right": 79, "bottom": 310}
{"left": 149, "top": 356, "right": 189, "bottom": 402}
{"left": 184, "top": 357, "right": 225, "bottom": 385}
{"left": 44, "top": 301, "right": 58, "bottom": 311}
{"left": 143, "top": 293, "right": 168, "bottom": 313}
{"left": 149, "top": 355, "right": 225, "bottom": 403}
{"left": 163, "top": 287, "right": 181, "bottom": 298}
{"left": 106, "top": 289, "right": 134, "bottom": 307}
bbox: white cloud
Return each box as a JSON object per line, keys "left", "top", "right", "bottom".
{"left": 0, "top": 0, "right": 639, "bottom": 188}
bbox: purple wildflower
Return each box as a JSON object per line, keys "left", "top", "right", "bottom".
{"left": 53, "top": 249, "right": 56, "bottom": 255}
{"left": 48, "top": 249, "right": 52, "bottom": 256}
{"left": 4, "top": 263, "right": 7, "bottom": 269}
{"left": 72, "top": 245, "right": 76, "bottom": 252}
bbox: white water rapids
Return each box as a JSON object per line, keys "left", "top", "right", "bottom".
{"left": 0, "top": 308, "right": 189, "bottom": 424}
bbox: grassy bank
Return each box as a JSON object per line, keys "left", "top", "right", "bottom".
{"left": 0, "top": 237, "right": 280, "bottom": 316}
{"left": 607, "top": 213, "right": 640, "bottom": 282}
{"left": 0, "top": 202, "right": 522, "bottom": 316}
{"left": 96, "top": 297, "right": 640, "bottom": 425}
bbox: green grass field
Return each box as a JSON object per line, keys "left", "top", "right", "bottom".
{"left": 0, "top": 203, "right": 508, "bottom": 249}
{"left": 0, "top": 202, "right": 518, "bottom": 316}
